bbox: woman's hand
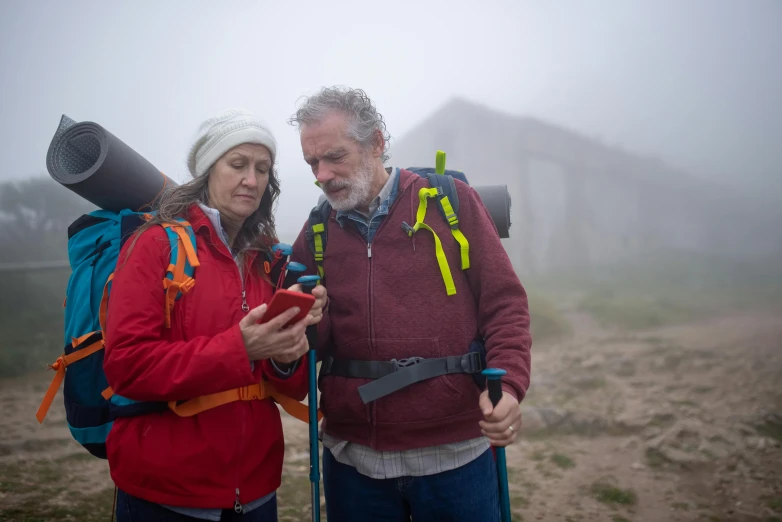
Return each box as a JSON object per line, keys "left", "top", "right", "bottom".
{"left": 287, "top": 283, "right": 328, "bottom": 326}
{"left": 239, "top": 304, "right": 309, "bottom": 364}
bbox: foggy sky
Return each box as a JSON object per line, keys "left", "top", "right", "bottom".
{"left": 1, "top": 0, "right": 780, "bottom": 238}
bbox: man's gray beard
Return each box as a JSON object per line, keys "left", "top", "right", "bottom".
{"left": 322, "top": 154, "right": 374, "bottom": 212}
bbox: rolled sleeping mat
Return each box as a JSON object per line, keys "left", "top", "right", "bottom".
{"left": 474, "top": 185, "right": 511, "bottom": 239}
{"left": 46, "top": 114, "right": 177, "bottom": 213}
{"left": 316, "top": 183, "right": 512, "bottom": 238}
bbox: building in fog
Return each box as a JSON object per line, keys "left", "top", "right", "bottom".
{"left": 388, "top": 98, "right": 782, "bottom": 276}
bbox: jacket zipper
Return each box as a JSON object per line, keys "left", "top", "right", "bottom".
{"left": 197, "top": 222, "right": 252, "bottom": 508}
{"left": 236, "top": 257, "right": 248, "bottom": 511}
{"left": 366, "top": 239, "right": 375, "bottom": 447}
{"left": 344, "top": 175, "right": 410, "bottom": 446}
{"left": 234, "top": 408, "right": 247, "bottom": 513}
{"left": 215, "top": 242, "right": 249, "bottom": 509}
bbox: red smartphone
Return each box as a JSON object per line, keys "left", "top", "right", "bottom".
{"left": 259, "top": 288, "right": 315, "bottom": 328}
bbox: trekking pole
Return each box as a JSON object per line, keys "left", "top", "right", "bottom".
{"left": 298, "top": 274, "right": 322, "bottom": 522}
{"left": 483, "top": 368, "right": 512, "bottom": 522}
{"left": 283, "top": 261, "right": 306, "bottom": 289}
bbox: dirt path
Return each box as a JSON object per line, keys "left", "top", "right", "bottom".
{"left": 506, "top": 306, "right": 782, "bottom": 521}
{"left": 2, "top": 307, "right": 781, "bottom": 521}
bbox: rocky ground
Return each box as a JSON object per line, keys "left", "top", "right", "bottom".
{"left": 1, "top": 306, "right": 781, "bottom": 521}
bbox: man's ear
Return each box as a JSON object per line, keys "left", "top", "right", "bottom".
{"left": 371, "top": 129, "right": 385, "bottom": 159}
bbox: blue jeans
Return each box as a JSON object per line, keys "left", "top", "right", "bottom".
{"left": 115, "top": 490, "right": 278, "bottom": 522}
{"left": 322, "top": 447, "right": 501, "bottom": 522}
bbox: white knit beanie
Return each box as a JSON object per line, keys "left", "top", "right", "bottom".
{"left": 187, "top": 109, "right": 278, "bottom": 178}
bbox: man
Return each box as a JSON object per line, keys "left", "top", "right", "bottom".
{"left": 288, "top": 86, "right": 532, "bottom": 521}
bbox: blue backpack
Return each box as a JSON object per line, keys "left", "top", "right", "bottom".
{"left": 35, "top": 208, "right": 312, "bottom": 458}
{"left": 35, "top": 209, "right": 199, "bottom": 458}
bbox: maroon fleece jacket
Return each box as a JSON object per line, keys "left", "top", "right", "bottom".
{"left": 291, "top": 168, "right": 531, "bottom": 451}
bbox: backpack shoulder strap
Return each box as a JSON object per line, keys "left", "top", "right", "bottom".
{"left": 160, "top": 217, "right": 200, "bottom": 328}
{"left": 305, "top": 198, "right": 332, "bottom": 281}
{"left": 423, "top": 171, "right": 470, "bottom": 272}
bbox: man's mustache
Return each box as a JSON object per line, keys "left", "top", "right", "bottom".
{"left": 322, "top": 179, "right": 351, "bottom": 192}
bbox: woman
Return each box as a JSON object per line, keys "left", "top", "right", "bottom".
{"left": 103, "top": 109, "right": 326, "bottom": 521}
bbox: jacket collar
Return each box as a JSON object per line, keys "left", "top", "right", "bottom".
{"left": 185, "top": 204, "right": 265, "bottom": 264}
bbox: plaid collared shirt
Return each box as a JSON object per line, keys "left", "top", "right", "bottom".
{"left": 323, "top": 167, "right": 490, "bottom": 479}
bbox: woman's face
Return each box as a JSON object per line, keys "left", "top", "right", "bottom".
{"left": 207, "top": 143, "right": 272, "bottom": 225}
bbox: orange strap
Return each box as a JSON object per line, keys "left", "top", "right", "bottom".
{"left": 36, "top": 338, "right": 105, "bottom": 423}
{"left": 162, "top": 273, "right": 195, "bottom": 328}
{"left": 160, "top": 222, "right": 199, "bottom": 328}
{"left": 167, "top": 380, "right": 321, "bottom": 424}
{"left": 161, "top": 222, "right": 200, "bottom": 268}
{"left": 99, "top": 273, "right": 114, "bottom": 337}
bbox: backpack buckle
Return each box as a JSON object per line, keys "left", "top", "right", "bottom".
{"left": 391, "top": 357, "right": 425, "bottom": 370}
{"left": 461, "top": 352, "right": 485, "bottom": 373}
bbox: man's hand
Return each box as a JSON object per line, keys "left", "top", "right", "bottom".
{"left": 287, "top": 283, "right": 328, "bottom": 326}
{"left": 478, "top": 390, "right": 521, "bottom": 447}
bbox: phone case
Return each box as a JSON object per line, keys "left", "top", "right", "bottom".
{"left": 260, "top": 288, "right": 315, "bottom": 328}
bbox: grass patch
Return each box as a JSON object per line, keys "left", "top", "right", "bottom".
{"left": 590, "top": 478, "right": 637, "bottom": 506}
{"left": 530, "top": 251, "right": 782, "bottom": 331}
{"left": 645, "top": 447, "right": 672, "bottom": 469}
{"left": 527, "top": 293, "right": 571, "bottom": 341}
{"left": 550, "top": 453, "right": 575, "bottom": 469}
{"left": 277, "top": 470, "right": 324, "bottom": 521}
{"left": 765, "top": 496, "right": 782, "bottom": 511}
{"left": 756, "top": 415, "right": 782, "bottom": 442}
{"left": 612, "top": 516, "right": 631, "bottom": 522}
{"left": 531, "top": 451, "right": 546, "bottom": 461}
{"left": 0, "top": 459, "right": 115, "bottom": 522}
{"left": 0, "top": 488, "right": 115, "bottom": 522}
{"left": 579, "top": 289, "right": 703, "bottom": 330}
{"left": 572, "top": 377, "right": 607, "bottom": 390}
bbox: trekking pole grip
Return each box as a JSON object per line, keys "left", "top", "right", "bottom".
{"left": 297, "top": 275, "right": 320, "bottom": 348}
{"left": 482, "top": 368, "right": 512, "bottom": 522}
{"left": 483, "top": 368, "right": 506, "bottom": 408}
{"left": 284, "top": 261, "right": 307, "bottom": 289}
{"left": 297, "top": 274, "right": 322, "bottom": 522}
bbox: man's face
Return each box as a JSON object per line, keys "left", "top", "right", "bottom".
{"left": 300, "top": 111, "right": 376, "bottom": 211}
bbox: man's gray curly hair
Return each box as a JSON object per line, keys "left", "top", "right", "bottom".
{"left": 288, "top": 86, "right": 392, "bottom": 163}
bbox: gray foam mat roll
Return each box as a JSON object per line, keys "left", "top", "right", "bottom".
{"left": 474, "top": 185, "right": 511, "bottom": 238}
{"left": 46, "top": 115, "right": 177, "bottom": 212}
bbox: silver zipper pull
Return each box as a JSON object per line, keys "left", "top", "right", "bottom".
{"left": 367, "top": 243, "right": 372, "bottom": 258}
{"left": 241, "top": 291, "right": 249, "bottom": 312}
{"left": 234, "top": 488, "right": 243, "bottom": 513}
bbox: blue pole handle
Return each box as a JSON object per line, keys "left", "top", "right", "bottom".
{"left": 482, "top": 368, "right": 506, "bottom": 408}
{"left": 297, "top": 274, "right": 321, "bottom": 522}
{"left": 283, "top": 262, "right": 307, "bottom": 288}
{"left": 482, "top": 368, "right": 512, "bottom": 522}
{"left": 272, "top": 243, "right": 293, "bottom": 256}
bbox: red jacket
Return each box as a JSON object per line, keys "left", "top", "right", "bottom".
{"left": 103, "top": 204, "right": 308, "bottom": 509}
{"left": 291, "top": 168, "right": 532, "bottom": 451}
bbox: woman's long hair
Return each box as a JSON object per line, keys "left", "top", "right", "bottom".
{"left": 125, "top": 165, "right": 281, "bottom": 274}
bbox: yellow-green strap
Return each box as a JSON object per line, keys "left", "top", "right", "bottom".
{"left": 451, "top": 229, "right": 470, "bottom": 270}
{"left": 312, "top": 222, "right": 325, "bottom": 279}
{"left": 413, "top": 187, "right": 439, "bottom": 225}
{"left": 312, "top": 223, "right": 325, "bottom": 262}
{"left": 408, "top": 187, "right": 457, "bottom": 296}
{"left": 435, "top": 150, "right": 446, "bottom": 175}
{"left": 416, "top": 223, "right": 456, "bottom": 296}
{"left": 439, "top": 195, "right": 470, "bottom": 270}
